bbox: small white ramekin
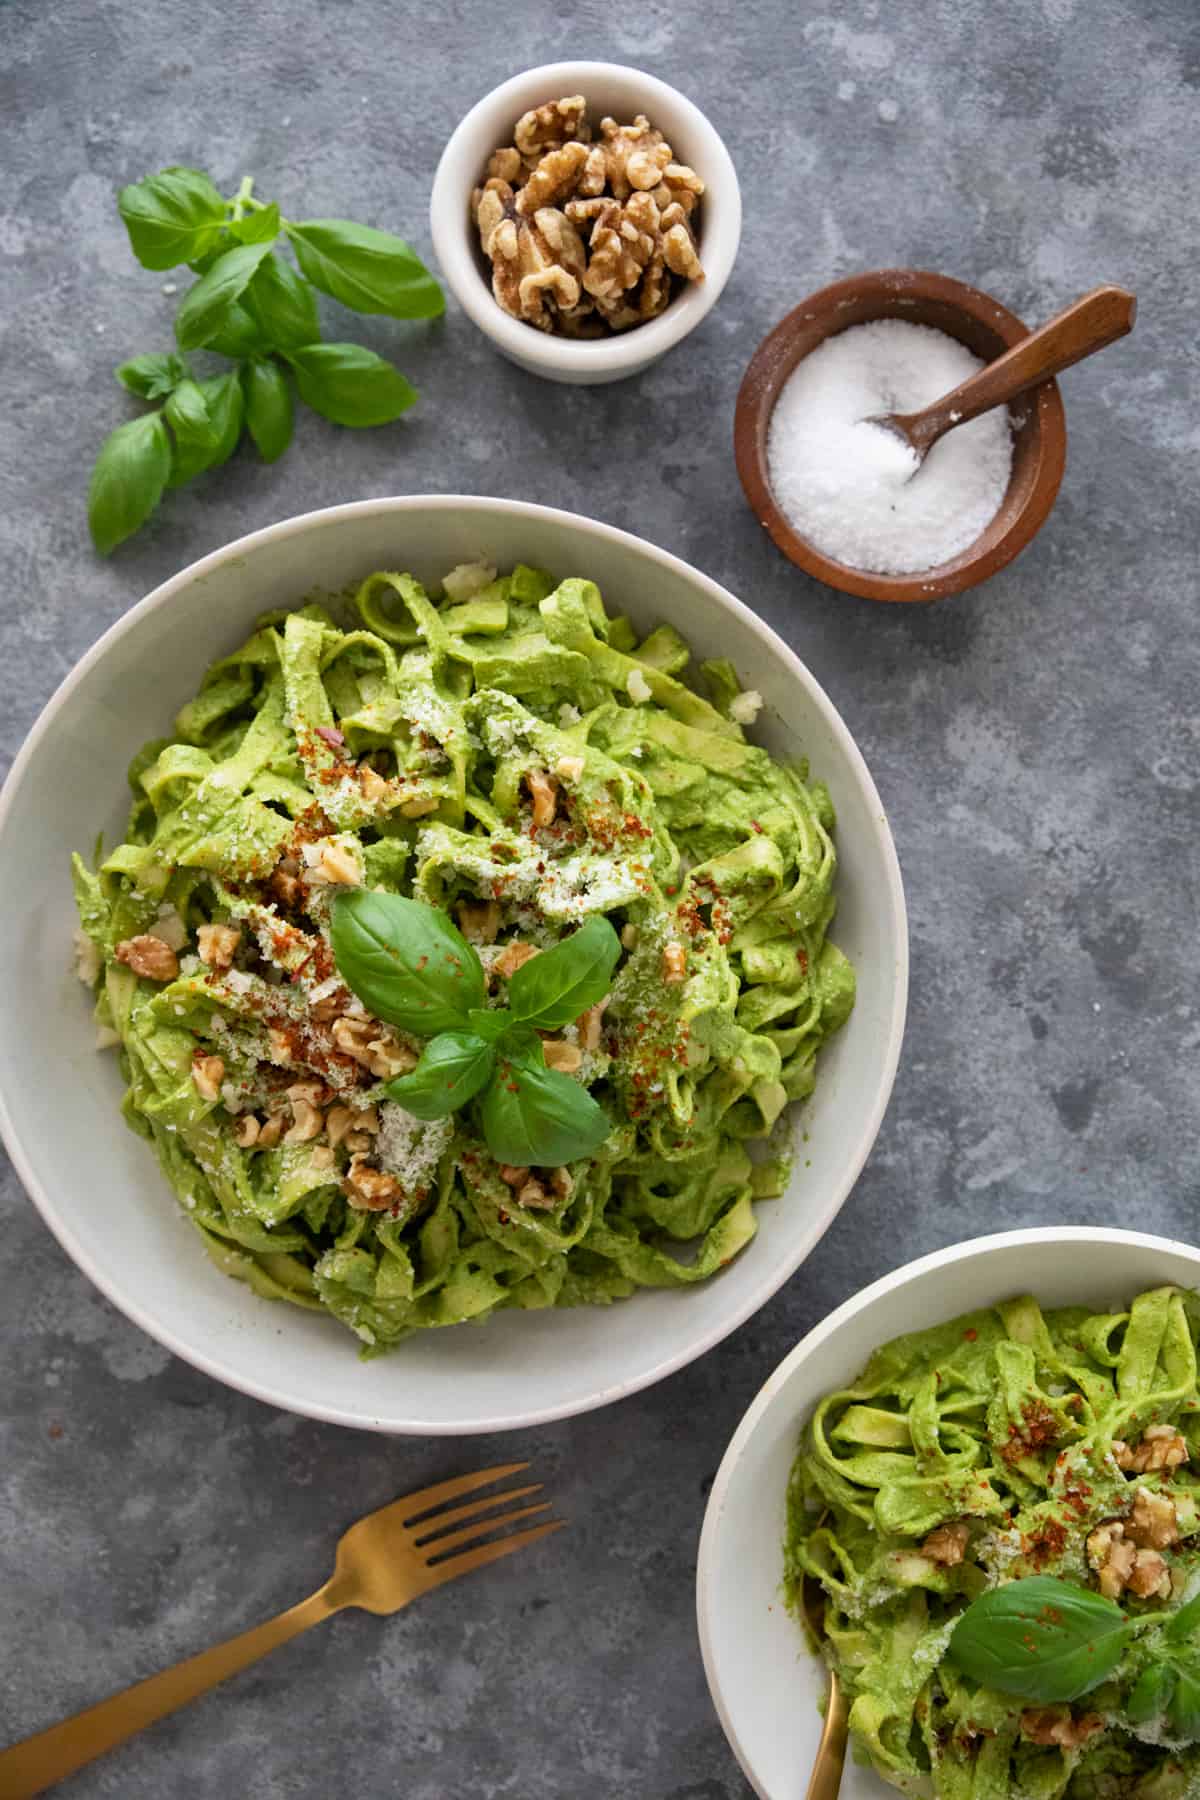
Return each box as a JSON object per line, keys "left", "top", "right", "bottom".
{"left": 430, "top": 61, "right": 742, "bottom": 385}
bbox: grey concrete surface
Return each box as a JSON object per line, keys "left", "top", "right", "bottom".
{"left": 2, "top": 1, "right": 1198, "bottom": 1794}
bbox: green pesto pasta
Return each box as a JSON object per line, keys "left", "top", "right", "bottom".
{"left": 786, "top": 1288, "right": 1200, "bottom": 1799}
{"left": 72, "top": 561, "right": 854, "bottom": 1353}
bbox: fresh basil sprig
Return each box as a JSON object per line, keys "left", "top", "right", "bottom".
{"left": 89, "top": 167, "right": 443, "bottom": 554}
{"left": 947, "top": 1576, "right": 1133, "bottom": 1703}
{"left": 330, "top": 892, "right": 618, "bottom": 1170}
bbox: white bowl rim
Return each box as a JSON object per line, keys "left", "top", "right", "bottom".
{"left": 429, "top": 59, "right": 743, "bottom": 377}
{"left": 696, "top": 1225, "right": 1200, "bottom": 1796}
{"left": 0, "top": 494, "right": 906, "bottom": 1431}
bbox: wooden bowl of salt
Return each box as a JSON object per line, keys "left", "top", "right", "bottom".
{"left": 734, "top": 269, "right": 1068, "bottom": 603}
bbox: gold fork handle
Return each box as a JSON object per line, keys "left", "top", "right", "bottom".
{"left": 0, "top": 1584, "right": 341, "bottom": 1798}
{"left": 805, "top": 1670, "right": 850, "bottom": 1800}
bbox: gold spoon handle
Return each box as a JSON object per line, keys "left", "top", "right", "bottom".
{"left": 0, "top": 1585, "right": 340, "bottom": 1797}
{"left": 901, "top": 283, "right": 1136, "bottom": 457}
{"left": 805, "top": 1670, "right": 850, "bottom": 1800}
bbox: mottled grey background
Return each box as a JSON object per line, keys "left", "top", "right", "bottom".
{"left": 2, "top": 0, "right": 1198, "bottom": 1793}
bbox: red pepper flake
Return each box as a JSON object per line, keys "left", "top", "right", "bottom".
{"left": 750, "top": 819, "right": 764, "bottom": 834}
{"left": 964, "top": 1328, "right": 978, "bottom": 1342}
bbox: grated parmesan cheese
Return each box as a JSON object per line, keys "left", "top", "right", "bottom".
{"left": 442, "top": 561, "right": 496, "bottom": 602}
{"left": 626, "top": 667, "right": 652, "bottom": 705}
{"left": 377, "top": 1102, "right": 452, "bottom": 1193}
{"left": 728, "top": 689, "right": 763, "bottom": 727}
{"left": 73, "top": 928, "right": 101, "bottom": 986}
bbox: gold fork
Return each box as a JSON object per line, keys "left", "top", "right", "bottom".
{"left": 0, "top": 1461, "right": 561, "bottom": 1799}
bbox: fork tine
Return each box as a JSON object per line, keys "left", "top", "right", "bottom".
{"left": 410, "top": 1483, "right": 543, "bottom": 1545}
{"left": 421, "top": 1501, "right": 553, "bottom": 1561}
{"left": 394, "top": 1462, "right": 530, "bottom": 1526}
{"left": 425, "top": 1518, "right": 565, "bottom": 1587}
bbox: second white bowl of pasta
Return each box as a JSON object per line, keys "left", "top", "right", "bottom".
{"left": 698, "top": 1228, "right": 1200, "bottom": 1800}
{"left": 0, "top": 496, "right": 904, "bottom": 1433}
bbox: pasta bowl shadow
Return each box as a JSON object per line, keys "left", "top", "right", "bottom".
{"left": 0, "top": 497, "right": 905, "bottom": 1435}
{"left": 697, "top": 1227, "right": 1200, "bottom": 1799}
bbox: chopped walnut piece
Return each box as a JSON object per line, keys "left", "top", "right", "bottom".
{"left": 344, "top": 1131, "right": 372, "bottom": 1154}
{"left": 1088, "top": 1520, "right": 1137, "bottom": 1599}
{"left": 498, "top": 1164, "right": 530, "bottom": 1188}
{"left": 359, "top": 766, "right": 391, "bottom": 806}
{"left": 598, "top": 114, "right": 671, "bottom": 199}
{"left": 267, "top": 1027, "right": 294, "bottom": 1067}
{"left": 191, "top": 1055, "right": 225, "bottom": 1102}
{"left": 583, "top": 198, "right": 656, "bottom": 304}
{"left": 1129, "top": 1549, "right": 1173, "bottom": 1600}
{"left": 543, "top": 1038, "right": 582, "bottom": 1073}
{"left": 1020, "top": 1707, "right": 1105, "bottom": 1750}
{"left": 527, "top": 768, "right": 560, "bottom": 827}
{"left": 284, "top": 1098, "right": 323, "bottom": 1145}
{"left": 662, "top": 943, "right": 687, "bottom": 983}
{"left": 331, "top": 1016, "right": 375, "bottom": 1067}
{"left": 921, "top": 1521, "right": 970, "bottom": 1567}
{"left": 286, "top": 1079, "right": 327, "bottom": 1107}
{"left": 458, "top": 898, "right": 502, "bottom": 944}
{"left": 494, "top": 941, "right": 540, "bottom": 979}
{"left": 486, "top": 146, "right": 523, "bottom": 184}
{"left": 518, "top": 1177, "right": 554, "bottom": 1210}
{"left": 114, "top": 934, "right": 179, "bottom": 982}
{"left": 366, "top": 1036, "right": 417, "bottom": 1079}
{"left": 514, "top": 95, "right": 589, "bottom": 158}
{"left": 310, "top": 1144, "right": 336, "bottom": 1173}
{"left": 577, "top": 997, "right": 609, "bottom": 1051}
{"left": 663, "top": 221, "right": 703, "bottom": 282}
{"left": 1119, "top": 1424, "right": 1190, "bottom": 1473}
{"left": 1129, "top": 1486, "right": 1181, "bottom": 1550}
{"left": 514, "top": 140, "right": 589, "bottom": 216}
{"left": 256, "top": 1113, "right": 284, "bottom": 1149}
{"left": 196, "top": 923, "right": 241, "bottom": 969}
{"left": 549, "top": 1166, "right": 574, "bottom": 1199}
{"left": 234, "top": 1115, "right": 261, "bottom": 1148}
{"left": 343, "top": 1155, "right": 405, "bottom": 1212}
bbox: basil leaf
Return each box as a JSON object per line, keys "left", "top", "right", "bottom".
{"left": 384, "top": 1031, "right": 495, "bottom": 1120}
{"left": 230, "top": 202, "right": 281, "bottom": 245}
{"left": 205, "top": 302, "right": 268, "bottom": 358}
{"left": 507, "top": 915, "right": 620, "bottom": 1030}
{"left": 285, "top": 219, "right": 444, "bottom": 319}
{"left": 1165, "top": 1593, "right": 1200, "bottom": 1645}
{"left": 116, "top": 352, "right": 187, "bottom": 400}
{"left": 117, "top": 166, "right": 227, "bottom": 271}
{"left": 164, "top": 378, "right": 221, "bottom": 449}
{"left": 174, "top": 240, "right": 275, "bottom": 350}
{"left": 285, "top": 343, "right": 417, "bottom": 427}
{"left": 88, "top": 412, "right": 171, "bottom": 555}
{"left": 1169, "top": 1667, "right": 1200, "bottom": 1741}
{"left": 1128, "top": 1661, "right": 1177, "bottom": 1724}
{"left": 241, "top": 360, "right": 294, "bottom": 463}
{"left": 467, "top": 1009, "right": 513, "bottom": 1044}
{"left": 166, "top": 371, "right": 243, "bottom": 488}
{"left": 243, "top": 253, "right": 321, "bottom": 349}
{"left": 480, "top": 1041, "right": 611, "bottom": 1167}
{"left": 330, "top": 889, "right": 484, "bottom": 1035}
{"left": 947, "top": 1577, "right": 1131, "bottom": 1704}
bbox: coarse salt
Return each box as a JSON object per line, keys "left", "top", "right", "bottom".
{"left": 766, "top": 319, "right": 1014, "bottom": 575}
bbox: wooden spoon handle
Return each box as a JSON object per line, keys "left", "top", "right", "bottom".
{"left": 906, "top": 284, "right": 1136, "bottom": 455}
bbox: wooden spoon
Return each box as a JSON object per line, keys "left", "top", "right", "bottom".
{"left": 870, "top": 283, "right": 1136, "bottom": 467}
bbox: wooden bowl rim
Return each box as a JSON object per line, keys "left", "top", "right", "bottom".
{"left": 733, "top": 268, "right": 1068, "bottom": 603}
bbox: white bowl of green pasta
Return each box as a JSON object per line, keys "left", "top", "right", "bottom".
{"left": 0, "top": 496, "right": 904, "bottom": 1433}
{"left": 698, "top": 1228, "right": 1200, "bottom": 1800}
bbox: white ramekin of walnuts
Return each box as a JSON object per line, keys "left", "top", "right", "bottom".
{"left": 431, "top": 62, "right": 742, "bottom": 385}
